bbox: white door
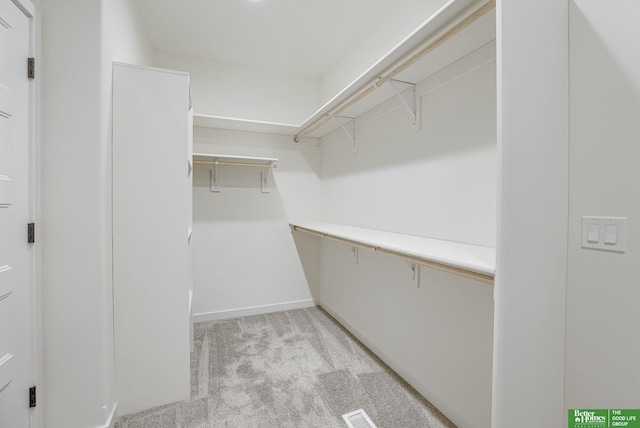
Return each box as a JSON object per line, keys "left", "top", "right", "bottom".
{"left": 0, "top": 0, "right": 35, "bottom": 427}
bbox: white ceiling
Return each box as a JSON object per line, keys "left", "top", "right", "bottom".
{"left": 134, "top": 0, "right": 399, "bottom": 78}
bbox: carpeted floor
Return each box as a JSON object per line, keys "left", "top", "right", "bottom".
{"left": 115, "top": 307, "right": 456, "bottom": 428}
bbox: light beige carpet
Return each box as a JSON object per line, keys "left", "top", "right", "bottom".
{"left": 115, "top": 307, "right": 456, "bottom": 428}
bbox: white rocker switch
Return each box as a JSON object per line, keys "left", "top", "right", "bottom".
{"left": 604, "top": 224, "right": 618, "bottom": 245}
{"left": 587, "top": 223, "right": 600, "bottom": 243}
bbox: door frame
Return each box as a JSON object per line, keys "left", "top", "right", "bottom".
{"left": 10, "top": 0, "right": 40, "bottom": 427}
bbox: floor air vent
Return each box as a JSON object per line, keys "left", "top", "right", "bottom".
{"left": 342, "top": 409, "right": 377, "bottom": 428}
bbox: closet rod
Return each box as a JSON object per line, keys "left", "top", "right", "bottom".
{"left": 193, "top": 160, "right": 278, "bottom": 168}
{"left": 293, "top": 0, "right": 495, "bottom": 143}
{"left": 375, "top": 248, "right": 494, "bottom": 284}
{"left": 292, "top": 225, "right": 494, "bottom": 284}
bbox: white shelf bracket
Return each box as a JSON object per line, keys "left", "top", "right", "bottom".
{"left": 389, "top": 79, "right": 420, "bottom": 131}
{"left": 350, "top": 246, "right": 359, "bottom": 264}
{"left": 406, "top": 262, "right": 420, "bottom": 288}
{"left": 210, "top": 160, "right": 221, "bottom": 192}
{"left": 261, "top": 163, "right": 273, "bottom": 193}
{"left": 334, "top": 116, "right": 358, "bottom": 152}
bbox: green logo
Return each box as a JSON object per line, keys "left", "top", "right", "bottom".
{"left": 571, "top": 410, "right": 608, "bottom": 427}
{"left": 569, "top": 410, "right": 640, "bottom": 428}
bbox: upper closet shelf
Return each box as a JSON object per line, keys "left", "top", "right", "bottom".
{"left": 193, "top": 153, "right": 278, "bottom": 167}
{"left": 193, "top": 153, "right": 278, "bottom": 193}
{"left": 190, "top": 0, "right": 495, "bottom": 142}
{"left": 291, "top": 221, "right": 495, "bottom": 284}
{"left": 193, "top": 114, "right": 298, "bottom": 136}
{"left": 294, "top": 0, "right": 495, "bottom": 141}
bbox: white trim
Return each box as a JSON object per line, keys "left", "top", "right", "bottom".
{"left": 112, "top": 61, "right": 189, "bottom": 77}
{"left": 319, "top": 301, "right": 476, "bottom": 428}
{"left": 193, "top": 114, "right": 299, "bottom": 136}
{"left": 31, "top": 0, "right": 42, "bottom": 425}
{"left": 11, "top": 0, "right": 34, "bottom": 18}
{"left": 193, "top": 299, "right": 316, "bottom": 322}
{"left": 94, "top": 402, "right": 118, "bottom": 428}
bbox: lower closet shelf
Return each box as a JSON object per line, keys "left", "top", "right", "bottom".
{"left": 291, "top": 221, "right": 495, "bottom": 284}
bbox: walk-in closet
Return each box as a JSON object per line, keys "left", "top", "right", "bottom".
{"left": 111, "top": 1, "right": 497, "bottom": 426}
{"left": 33, "top": 0, "right": 640, "bottom": 427}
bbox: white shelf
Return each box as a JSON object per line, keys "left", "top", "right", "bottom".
{"left": 191, "top": 0, "right": 495, "bottom": 141}
{"left": 193, "top": 114, "right": 298, "bottom": 136}
{"left": 295, "top": 0, "right": 495, "bottom": 139}
{"left": 193, "top": 153, "right": 278, "bottom": 193}
{"left": 193, "top": 152, "right": 278, "bottom": 165}
{"left": 291, "top": 221, "right": 495, "bottom": 283}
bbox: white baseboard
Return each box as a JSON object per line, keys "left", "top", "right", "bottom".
{"left": 318, "top": 301, "right": 477, "bottom": 428}
{"left": 94, "top": 402, "right": 118, "bottom": 428}
{"left": 193, "top": 299, "right": 316, "bottom": 323}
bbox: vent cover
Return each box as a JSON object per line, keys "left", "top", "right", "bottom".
{"left": 342, "top": 409, "right": 377, "bottom": 428}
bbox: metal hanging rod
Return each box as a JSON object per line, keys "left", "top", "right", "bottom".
{"left": 375, "top": 248, "right": 494, "bottom": 284}
{"left": 293, "top": 0, "right": 495, "bottom": 143}
{"left": 193, "top": 160, "right": 278, "bottom": 168}
{"left": 292, "top": 225, "right": 494, "bottom": 284}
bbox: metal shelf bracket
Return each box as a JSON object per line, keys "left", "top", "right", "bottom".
{"left": 210, "top": 160, "right": 221, "bottom": 192}
{"left": 407, "top": 261, "right": 420, "bottom": 287}
{"left": 389, "top": 80, "right": 421, "bottom": 132}
{"left": 334, "top": 116, "right": 358, "bottom": 152}
{"left": 261, "top": 162, "right": 274, "bottom": 193}
{"left": 350, "top": 246, "right": 359, "bottom": 264}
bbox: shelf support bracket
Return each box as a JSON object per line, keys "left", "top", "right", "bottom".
{"left": 389, "top": 80, "right": 420, "bottom": 131}
{"left": 334, "top": 116, "right": 357, "bottom": 152}
{"left": 261, "top": 162, "right": 274, "bottom": 193}
{"left": 350, "top": 246, "right": 359, "bottom": 264}
{"left": 407, "top": 262, "right": 420, "bottom": 288}
{"left": 210, "top": 160, "right": 221, "bottom": 192}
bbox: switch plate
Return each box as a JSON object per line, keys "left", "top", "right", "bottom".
{"left": 581, "top": 216, "right": 626, "bottom": 253}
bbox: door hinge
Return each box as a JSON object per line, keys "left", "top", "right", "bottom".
{"left": 27, "top": 223, "right": 35, "bottom": 244}
{"left": 29, "top": 386, "right": 36, "bottom": 408}
{"left": 27, "top": 58, "right": 35, "bottom": 79}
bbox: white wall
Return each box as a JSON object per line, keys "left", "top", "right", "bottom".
{"left": 41, "top": 0, "right": 151, "bottom": 427}
{"left": 565, "top": 0, "right": 640, "bottom": 410}
{"left": 106, "top": 0, "right": 153, "bottom": 65}
{"left": 492, "top": 0, "right": 569, "bottom": 427}
{"left": 321, "top": 58, "right": 497, "bottom": 248}
{"left": 154, "top": 50, "right": 321, "bottom": 124}
{"left": 103, "top": 0, "right": 153, "bottom": 421}
{"left": 320, "top": 0, "right": 448, "bottom": 104}
{"left": 317, "top": 47, "right": 496, "bottom": 428}
{"left": 41, "top": 2, "right": 112, "bottom": 426}
{"left": 191, "top": 128, "right": 322, "bottom": 320}
{"left": 320, "top": 246, "right": 493, "bottom": 428}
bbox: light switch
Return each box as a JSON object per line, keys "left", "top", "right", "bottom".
{"left": 582, "top": 216, "right": 626, "bottom": 253}
{"left": 604, "top": 224, "right": 618, "bottom": 244}
{"left": 587, "top": 223, "right": 600, "bottom": 243}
